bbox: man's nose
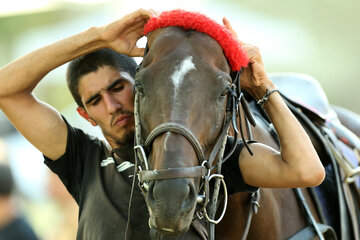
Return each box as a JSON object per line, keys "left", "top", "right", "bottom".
{"left": 103, "top": 92, "right": 121, "bottom": 114}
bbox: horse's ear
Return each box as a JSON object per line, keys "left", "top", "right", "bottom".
{"left": 77, "top": 107, "right": 98, "bottom": 126}
{"left": 146, "top": 28, "right": 165, "bottom": 48}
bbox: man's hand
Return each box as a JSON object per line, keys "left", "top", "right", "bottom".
{"left": 223, "top": 18, "right": 324, "bottom": 189}
{"left": 98, "top": 9, "right": 157, "bottom": 57}
{"left": 222, "top": 17, "right": 274, "bottom": 99}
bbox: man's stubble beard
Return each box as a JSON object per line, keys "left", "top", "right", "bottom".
{"left": 102, "top": 123, "right": 135, "bottom": 146}
{"left": 116, "top": 128, "right": 135, "bottom": 146}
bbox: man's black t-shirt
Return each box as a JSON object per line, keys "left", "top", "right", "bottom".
{"left": 44, "top": 118, "right": 257, "bottom": 239}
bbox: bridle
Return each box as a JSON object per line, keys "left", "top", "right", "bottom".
{"left": 125, "top": 43, "right": 257, "bottom": 240}
{"left": 133, "top": 85, "right": 231, "bottom": 239}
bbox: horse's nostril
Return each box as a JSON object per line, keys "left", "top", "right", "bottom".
{"left": 181, "top": 184, "right": 195, "bottom": 208}
{"left": 149, "top": 179, "right": 197, "bottom": 212}
{"left": 147, "top": 181, "right": 156, "bottom": 204}
{"left": 146, "top": 178, "right": 197, "bottom": 233}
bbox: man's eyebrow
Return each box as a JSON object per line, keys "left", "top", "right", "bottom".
{"left": 85, "top": 93, "right": 100, "bottom": 105}
{"left": 106, "top": 78, "right": 123, "bottom": 91}
{"left": 84, "top": 78, "right": 124, "bottom": 105}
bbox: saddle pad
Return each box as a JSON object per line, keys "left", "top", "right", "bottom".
{"left": 268, "top": 72, "right": 331, "bottom": 119}
{"left": 313, "top": 165, "right": 340, "bottom": 236}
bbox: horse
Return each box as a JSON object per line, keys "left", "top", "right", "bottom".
{"left": 131, "top": 10, "right": 360, "bottom": 240}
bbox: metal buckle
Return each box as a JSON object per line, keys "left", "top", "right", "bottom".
{"left": 196, "top": 211, "right": 204, "bottom": 219}
{"left": 134, "top": 145, "right": 149, "bottom": 170}
{"left": 201, "top": 160, "right": 211, "bottom": 177}
{"left": 203, "top": 174, "right": 228, "bottom": 225}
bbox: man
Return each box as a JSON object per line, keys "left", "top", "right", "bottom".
{"left": 0, "top": 163, "right": 39, "bottom": 240}
{"left": 0, "top": 9, "right": 325, "bottom": 239}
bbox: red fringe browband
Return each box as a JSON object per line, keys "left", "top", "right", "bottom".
{"left": 144, "top": 9, "right": 249, "bottom": 71}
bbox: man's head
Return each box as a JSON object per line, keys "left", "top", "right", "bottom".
{"left": 0, "top": 164, "right": 14, "bottom": 197}
{"left": 66, "top": 49, "right": 138, "bottom": 147}
{"left": 67, "top": 48, "right": 137, "bottom": 108}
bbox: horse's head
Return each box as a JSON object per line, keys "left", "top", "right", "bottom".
{"left": 133, "top": 10, "right": 248, "bottom": 236}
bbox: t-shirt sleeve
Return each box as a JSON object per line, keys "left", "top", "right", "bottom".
{"left": 222, "top": 136, "right": 259, "bottom": 194}
{"left": 43, "top": 117, "right": 103, "bottom": 203}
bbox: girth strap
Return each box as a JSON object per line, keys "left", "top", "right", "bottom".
{"left": 293, "top": 188, "right": 325, "bottom": 240}
{"left": 342, "top": 181, "right": 360, "bottom": 240}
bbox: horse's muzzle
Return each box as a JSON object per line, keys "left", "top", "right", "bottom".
{"left": 146, "top": 178, "right": 197, "bottom": 234}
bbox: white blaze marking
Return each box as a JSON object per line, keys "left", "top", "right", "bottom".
{"left": 170, "top": 56, "right": 196, "bottom": 99}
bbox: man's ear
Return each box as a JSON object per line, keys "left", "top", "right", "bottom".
{"left": 77, "top": 107, "right": 97, "bottom": 126}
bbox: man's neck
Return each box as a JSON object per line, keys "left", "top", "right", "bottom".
{"left": 112, "top": 143, "right": 135, "bottom": 163}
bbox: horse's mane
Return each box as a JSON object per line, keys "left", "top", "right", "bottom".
{"left": 144, "top": 9, "right": 249, "bottom": 71}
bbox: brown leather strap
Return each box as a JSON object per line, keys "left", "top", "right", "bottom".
{"left": 349, "top": 182, "right": 360, "bottom": 211}
{"left": 138, "top": 166, "right": 207, "bottom": 181}
{"left": 144, "top": 122, "right": 206, "bottom": 163}
{"left": 342, "top": 179, "right": 360, "bottom": 240}
{"left": 191, "top": 220, "right": 208, "bottom": 240}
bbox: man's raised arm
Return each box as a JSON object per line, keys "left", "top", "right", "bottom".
{"left": 0, "top": 9, "right": 154, "bottom": 160}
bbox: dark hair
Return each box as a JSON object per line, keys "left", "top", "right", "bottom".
{"left": 0, "top": 164, "right": 14, "bottom": 196}
{"left": 66, "top": 48, "right": 138, "bottom": 107}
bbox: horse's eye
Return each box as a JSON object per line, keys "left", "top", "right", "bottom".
{"left": 135, "top": 83, "right": 144, "bottom": 96}
{"left": 135, "top": 63, "right": 142, "bottom": 73}
{"left": 220, "top": 86, "right": 231, "bottom": 97}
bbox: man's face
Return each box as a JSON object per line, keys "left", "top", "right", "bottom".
{"left": 77, "top": 65, "right": 135, "bottom": 147}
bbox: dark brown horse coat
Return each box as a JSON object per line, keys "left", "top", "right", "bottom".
{"left": 133, "top": 9, "right": 359, "bottom": 240}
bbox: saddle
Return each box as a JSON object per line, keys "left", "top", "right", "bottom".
{"left": 270, "top": 72, "right": 360, "bottom": 150}
{"left": 267, "top": 72, "right": 360, "bottom": 240}
{"left": 269, "top": 72, "right": 360, "bottom": 180}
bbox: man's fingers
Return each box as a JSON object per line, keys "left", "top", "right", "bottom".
{"left": 132, "top": 8, "right": 156, "bottom": 19}
{"left": 225, "top": 31, "right": 259, "bottom": 63}
{"left": 124, "top": 17, "right": 148, "bottom": 34}
{"left": 148, "top": 9, "right": 159, "bottom": 17}
{"left": 118, "top": 9, "right": 154, "bottom": 30}
{"left": 129, "top": 47, "right": 145, "bottom": 57}
{"left": 222, "top": 17, "right": 248, "bottom": 47}
{"left": 222, "top": 17, "right": 230, "bottom": 27}
{"left": 222, "top": 17, "right": 231, "bottom": 30}
{"left": 222, "top": 17, "right": 238, "bottom": 38}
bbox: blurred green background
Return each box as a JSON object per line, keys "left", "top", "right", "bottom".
{"left": 1, "top": 0, "right": 359, "bottom": 117}
{"left": 0, "top": 0, "right": 359, "bottom": 239}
